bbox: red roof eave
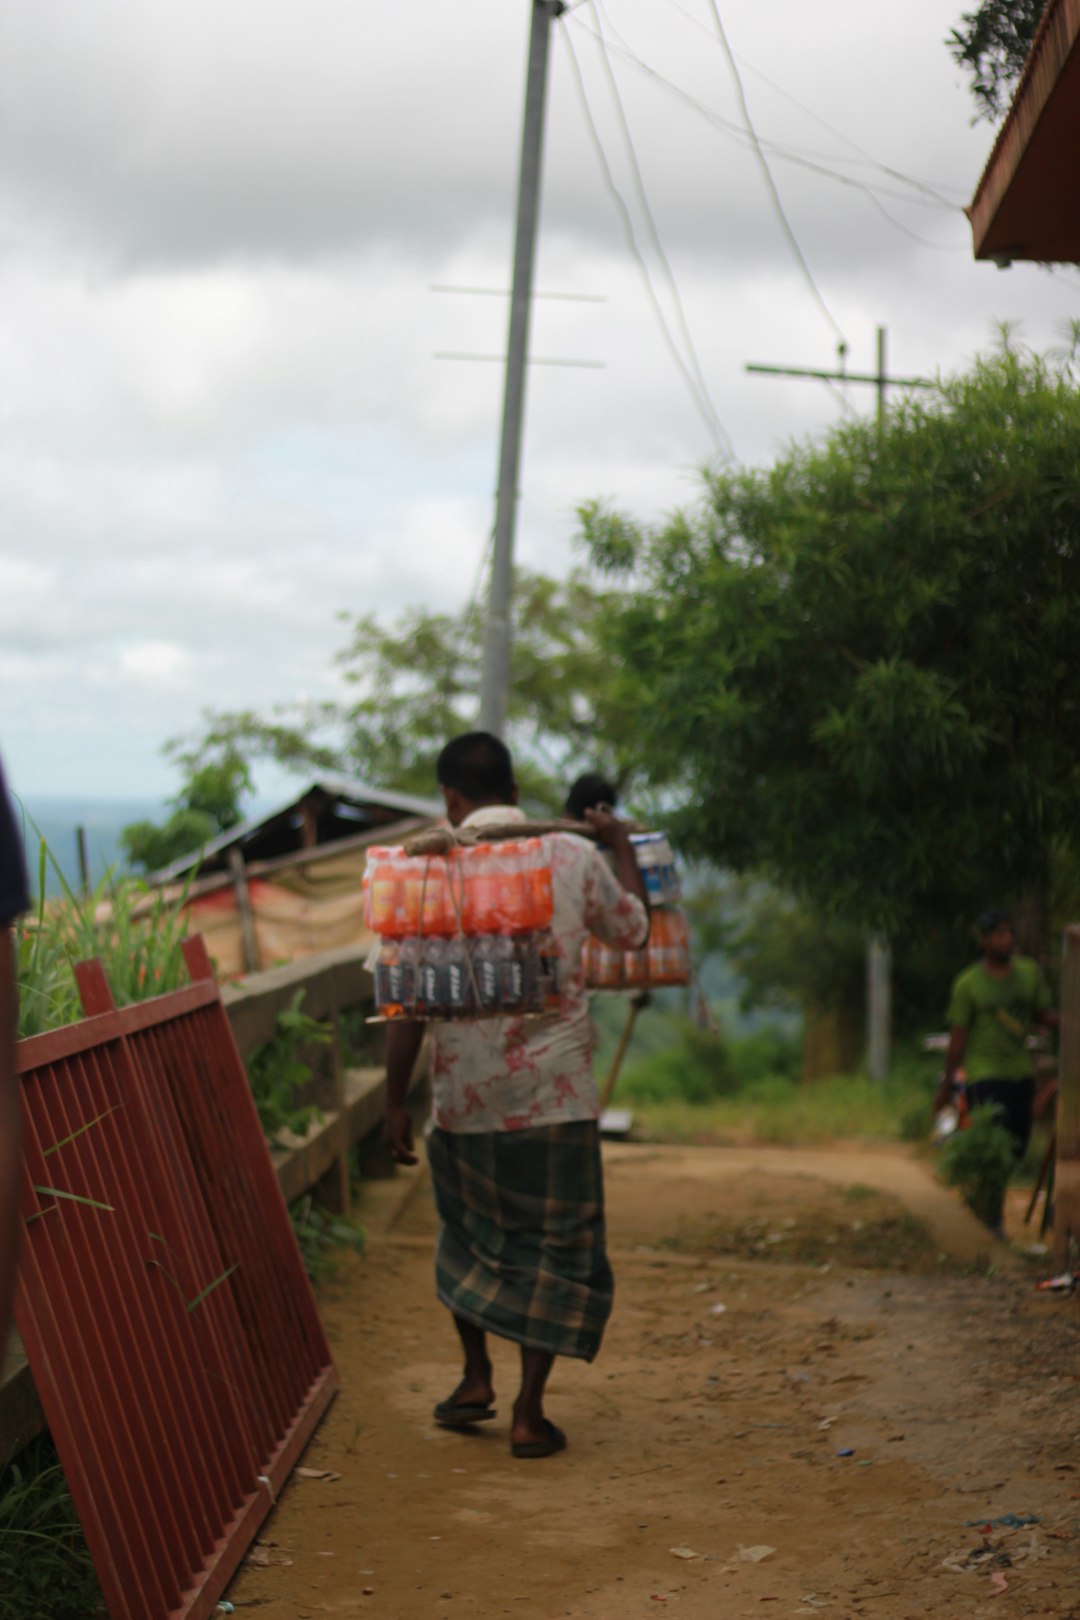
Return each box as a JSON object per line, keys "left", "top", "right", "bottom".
{"left": 968, "top": 0, "right": 1080, "bottom": 264}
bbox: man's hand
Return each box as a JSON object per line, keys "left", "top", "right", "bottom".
{"left": 583, "top": 807, "right": 630, "bottom": 849}
{"left": 384, "top": 1103, "right": 418, "bottom": 1166}
{"left": 933, "top": 1074, "right": 954, "bottom": 1112}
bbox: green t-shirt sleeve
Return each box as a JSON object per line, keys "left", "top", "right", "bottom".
{"left": 946, "top": 975, "right": 974, "bottom": 1029}
{"left": 1033, "top": 965, "right": 1052, "bottom": 1014}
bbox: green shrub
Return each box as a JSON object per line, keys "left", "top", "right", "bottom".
{"left": 729, "top": 1027, "right": 800, "bottom": 1085}
{"left": 619, "top": 1021, "right": 734, "bottom": 1105}
{"left": 246, "top": 990, "right": 332, "bottom": 1140}
{"left": 290, "top": 1196, "right": 366, "bottom": 1284}
{"left": 0, "top": 1437, "right": 103, "bottom": 1619}
{"left": 939, "top": 1105, "right": 1016, "bottom": 1227}
{"left": 15, "top": 836, "right": 191, "bottom": 1039}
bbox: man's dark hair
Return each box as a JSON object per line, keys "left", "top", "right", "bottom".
{"left": 436, "top": 732, "right": 515, "bottom": 803}
{"left": 977, "top": 905, "right": 1013, "bottom": 937}
{"left": 565, "top": 772, "right": 618, "bottom": 820}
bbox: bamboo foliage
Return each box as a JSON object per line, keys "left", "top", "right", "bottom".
{"left": 14, "top": 834, "right": 192, "bottom": 1040}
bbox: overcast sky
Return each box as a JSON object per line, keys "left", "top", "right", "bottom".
{"left": 2, "top": 0, "right": 1075, "bottom": 804}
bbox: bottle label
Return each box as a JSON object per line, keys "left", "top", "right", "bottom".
{"left": 500, "top": 957, "right": 524, "bottom": 1010}
{"left": 478, "top": 957, "right": 500, "bottom": 1012}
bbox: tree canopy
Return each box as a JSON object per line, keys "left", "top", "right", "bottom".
{"left": 948, "top": 0, "right": 1046, "bottom": 121}
{"left": 121, "top": 752, "right": 251, "bottom": 873}
{"left": 582, "top": 338, "right": 1080, "bottom": 944}
{"left": 149, "top": 567, "right": 638, "bottom": 830}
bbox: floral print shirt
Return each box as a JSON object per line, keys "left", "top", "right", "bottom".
{"left": 431, "top": 807, "right": 649, "bottom": 1133}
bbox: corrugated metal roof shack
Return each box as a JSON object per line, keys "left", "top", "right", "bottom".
{"left": 147, "top": 778, "right": 442, "bottom": 978}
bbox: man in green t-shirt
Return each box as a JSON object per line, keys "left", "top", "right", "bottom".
{"left": 936, "top": 907, "right": 1057, "bottom": 1232}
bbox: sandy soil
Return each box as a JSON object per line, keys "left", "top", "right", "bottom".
{"left": 228, "top": 1142, "right": 1080, "bottom": 1619}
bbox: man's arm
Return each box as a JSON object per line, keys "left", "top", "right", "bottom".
{"left": 384, "top": 1019, "right": 425, "bottom": 1165}
{"left": 0, "top": 926, "right": 22, "bottom": 1368}
{"left": 934, "top": 1025, "right": 968, "bottom": 1111}
{"left": 583, "top": 809, "right": 650, "bottom": 917}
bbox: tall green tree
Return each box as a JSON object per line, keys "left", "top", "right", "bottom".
{"left": 948, "top": 0, "right": 1046, "bottom": 121}
{"left": 122, "top": 750, "right": 252, "bottom": 873}
{"left": 582, "top": 337, "right": 1080, "bottom": 953}
{"left": 158, "top": 567, "right": 638, "bottom": 820}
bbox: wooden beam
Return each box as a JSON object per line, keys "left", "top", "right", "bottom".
{"left": 228, "top": 846, "right": 261, "bottom": 974}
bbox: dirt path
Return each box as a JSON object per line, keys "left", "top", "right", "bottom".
{"left": 229, "top": 1143, "right": 1080, "bottom": 1619}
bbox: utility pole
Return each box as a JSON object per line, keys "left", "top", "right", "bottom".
{"left": 478, "top": 0, "right": 566, "bottom": 737}
{"left": 746, "top": 327, "right": 934, "bottom": 1083}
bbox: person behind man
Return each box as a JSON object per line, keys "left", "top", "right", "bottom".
{"left": 383, "top": 732, "right": 649, "bottom": 1459}
{"left": 564, "top": 771, "right": 618, "bottom": 822}
{"left": 936, "top": 906, "right": 1057, "bottom": 1234}
{"left": 0, "top": 759, "right": 30, "bottom": 1366}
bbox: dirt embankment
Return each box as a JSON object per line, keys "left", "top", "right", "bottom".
{"left": 229, "top": 1143, "right": 1080, "bottom": 1620}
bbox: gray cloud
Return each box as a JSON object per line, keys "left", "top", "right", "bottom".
{"left": 2, "top": 0, "right": 1077, "bottom": 799}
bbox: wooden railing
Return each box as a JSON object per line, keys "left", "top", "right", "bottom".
{"left": 1, "top": 945, "right": 423, "bottom": 1471}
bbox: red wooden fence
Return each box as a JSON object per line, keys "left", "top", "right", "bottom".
{"left": 14, "top": 936, "right": 339, "bottom": 1620}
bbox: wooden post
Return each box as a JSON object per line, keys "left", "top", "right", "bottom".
{"left": 75, "top": 825, "right": 90, "bottom": 895}
{"left": 1054, "top": 925, "right": 1080, "bottom": 1264}
{"left": 597, "top": 998, "right": 643, "bottom": 1115}
{"left": 314, "top": 1011, "right": 351, "bottom": 1217}
{"left": 228, "top": 847, "right": 261, "bottom": 976}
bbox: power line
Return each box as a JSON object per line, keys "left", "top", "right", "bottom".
{"left": 701, "top": 0, "right": 846, "bottom": 346}
{"left": 586, "top": 0, "right": 726, "bottom": 457}
{"left": 568, "top": 13, "right": 966, "bottom": 242}
{"left": 559, "top": 19, "right": 734, "bottom": 458}
{"left": 658, "top": 0, "right": 968, "bottom": 206}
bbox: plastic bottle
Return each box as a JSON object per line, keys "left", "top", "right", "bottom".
{"left": 399, "top": 936, "right": 420, "bottom": 1013}
{"left": 466, "top": 847, "right": 498, "bottom": 934}
{"left": 537, "top": 929, "right": 562, "bottom": 1009}
{"left": 375, "top": 940, "right": 403, "bottom": 1016}
{"left": 445, "top": 935, "right": 475, "bottom": 1018}
{"left": 496, "top": 933, "right": 524, "bottom": 1013}
{"left": 419, "top": 859, "right": 449, "bottom": 938}
{"left": 418, "top": 937, "right": 448, "bottom": 1016}
{"left": 365, "top": 848, "right": 400, "bottom": 935}
{"left": 474, "top": 933, "right": 502, "bottom": 1015}
{"left": 521, "top": 931, "right": 543, "bottom": 1011}
{"left": 526, "top": 842, "right": 554, "bottom": 930}
{"left": 443, "top": 850, "right": 468, "bottom": 935}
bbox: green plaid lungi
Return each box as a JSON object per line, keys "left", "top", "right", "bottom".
{"left": 427, "top": 1120, "right": 614, "bottom": 1363}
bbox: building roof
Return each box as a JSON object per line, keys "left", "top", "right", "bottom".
{"left": 149, "top": 776, "right": 442, "bottom": 884}
{"left": 968, "top": 0, "right": 1080, "bottom": 264}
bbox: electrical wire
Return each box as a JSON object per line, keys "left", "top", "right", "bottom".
{"left": 559, "top": 20, "right": 735, "bottom": 459}
{"left": 585, "top": 1, "right": 727, "bottom": 459}
{"left": 701, "top": 0, "right": 846, "bottom": 346}
{"left": 569, "top": 12, "right": 967, "bottom": 246}
{"left": 658, "top": 0, "right": 968, "bottom": 206}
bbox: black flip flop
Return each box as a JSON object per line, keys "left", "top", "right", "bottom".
{"left": 433, "top": 1394, "right": 497, "bottom": 1428}
{"left": 511, "top": 1419, "right": 567, "bottom": 1459}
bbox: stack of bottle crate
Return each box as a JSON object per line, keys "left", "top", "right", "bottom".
{"left": 584, "top": 832, "right": 691, "bottom": 990}
{"left": 363, "top": 840, "right": 560, "bottom": 1020}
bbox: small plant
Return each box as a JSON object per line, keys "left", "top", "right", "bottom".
{"left": 246, "top": 990, "right": 332, "bottom": 1140}
{"left": 289, "top": 1196, "right": 366, "bottom": 1284}
{"left": 939, "top": 1104, "right": 1017, "bottom": 1228}
{"left": 0, "top": 1436, "right": 104, "bottom": 1619}
{"left": 15, "top": 833, "right": 192, "bottom": 1040}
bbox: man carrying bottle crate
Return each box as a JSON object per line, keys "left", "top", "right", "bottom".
{"left": 383, "top": 732, "right": 649, "bottom": 1459}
